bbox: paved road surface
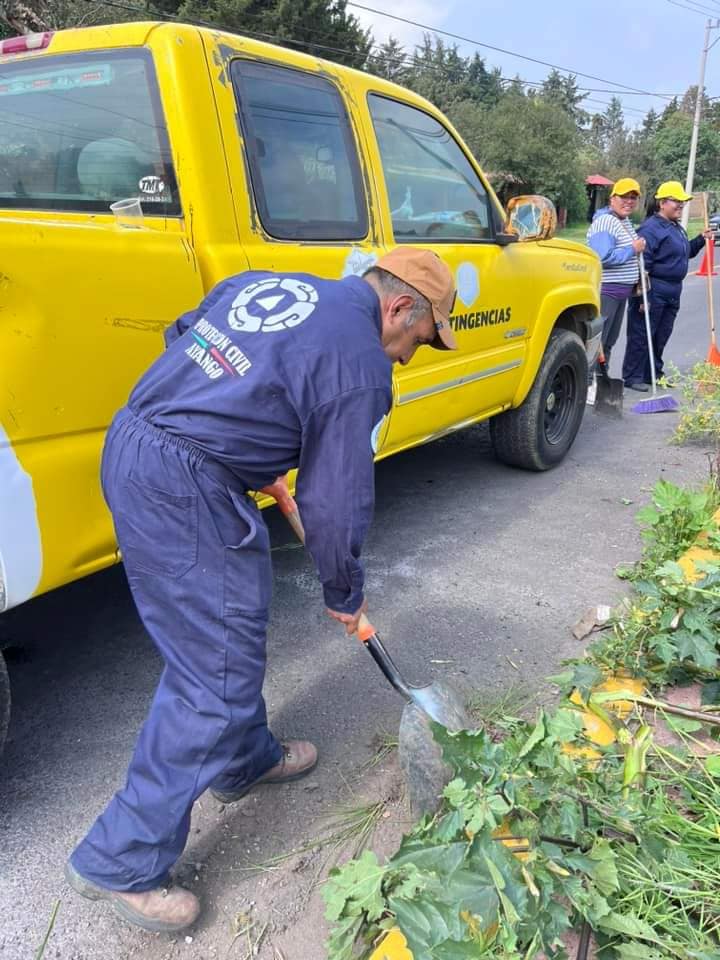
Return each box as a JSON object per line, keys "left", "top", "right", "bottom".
{"left": 1, "top": 271, "right": 718, "bottom": 958}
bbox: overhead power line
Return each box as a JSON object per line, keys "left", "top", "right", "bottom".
{"left": 666, "top": 0, "right": 720, "bottom": 16}
{"left": 70, "top": 0, "right": 661, "bottom": 121}
{"left": 346, "top": 1, "right": 675, "bottom": 100}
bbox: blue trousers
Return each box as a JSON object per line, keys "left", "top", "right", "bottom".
{"left": 70, "top": 409, "right": 282, "bottom": 892}
{"left": 622, "top": 291, "right": 680, "bottom": 386}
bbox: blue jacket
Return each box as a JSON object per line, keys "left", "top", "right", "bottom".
{"left": 128, "top": 272, "right": 393, "bottom": 615}
{"left": 638, "top": 214, "right": 705, "bottom": 297}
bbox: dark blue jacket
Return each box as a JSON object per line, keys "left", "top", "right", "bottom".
{"left": 638, "top": 214, "right": 705, "bottom": 298}
{"left": 128, "top": 272, "right": 393, "bottom": 615}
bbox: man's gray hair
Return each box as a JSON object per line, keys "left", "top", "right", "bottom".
{"left": 363, "top": 266, "right": 432, "bottom": 327}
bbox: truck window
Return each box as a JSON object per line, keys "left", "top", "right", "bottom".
{"left": 368, "top": 94, "right": 492, "bottom": 243}
{"left": 0, "top": 50, "right": 179, "bottom": 215}
{"left": 231, "top": 60, "right": 367, "bottom": 241}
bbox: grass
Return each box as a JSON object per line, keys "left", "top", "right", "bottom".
{"left": 34, "top": 900, "right": 60, "bottom": 960}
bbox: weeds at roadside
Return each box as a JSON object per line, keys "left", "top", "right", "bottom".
{"left": 244, "top": 798, "right": 392, "bottom": 877}
{"left": 357, "top": 728, "right": 398, "bottom": 777}
{"left": 33, "top": 899, "right": 60, "bottom": 960}
{"left": 467, "top": 683, "right": 538, "bottom": 733}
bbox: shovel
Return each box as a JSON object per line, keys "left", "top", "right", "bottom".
{"left": 261, "top": 476, "right": 471, "bottom": 814}
{"left": 593, "top": 346, "right": 623, "bottom": 418}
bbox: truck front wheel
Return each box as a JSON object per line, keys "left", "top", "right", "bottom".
{"left": 490, "top": 329, "right": 588, "bottom": 471}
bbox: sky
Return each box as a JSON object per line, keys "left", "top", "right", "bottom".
{"left": 348, "top": 0, "right": 720, "bottom": 126}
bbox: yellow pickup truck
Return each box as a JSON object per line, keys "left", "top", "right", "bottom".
{"left": 0, "top": 21, "right": 601, "bottom": 625}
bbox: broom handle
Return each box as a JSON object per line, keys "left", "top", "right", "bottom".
{"left": 702, "top": 192, "right": 716, "bottom": 349}
{"left": 638, "top": 251, "right": 658, "bottom": 395}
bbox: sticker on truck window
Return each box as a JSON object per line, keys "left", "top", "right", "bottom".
{"left": 0, "top": 63, "right": 112, "bottom": 97}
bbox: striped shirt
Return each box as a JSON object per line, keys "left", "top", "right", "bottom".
{"left": 587, "top": 208, "right": 640, "bottom": 287}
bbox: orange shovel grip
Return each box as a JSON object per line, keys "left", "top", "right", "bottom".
{"left": 261, "top": 476, "right": 306, "bottom": 542}
{"left": 358, "top": 613, "right": 376, "bottom": 643}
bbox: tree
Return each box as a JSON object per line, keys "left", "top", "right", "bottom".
{"left": 402, "top": 35, "right": 504, "bottom": 115}
{"left": 653, "top": 111, "right": 720, "bottom": 188}
{"left": 540, "top": 69, "right": 588, "bottom": 126}
{"left": 0, "top": 0, "right": 133, "bottom": 34}
{"left": 176, "top": 0, "right": 371, "bottom": 67}
{"left": 367, "top": 36, "right": 407, "bottom": 84}
{"left": 480, "top": 94, "right": 584, "bottom": 215}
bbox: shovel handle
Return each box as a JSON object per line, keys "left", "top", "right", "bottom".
{"left": 360, "top": 628, "right": 412, "bottom": 700}
{"left": 262, "top": 479, "right": 381, "bottom": 640}
{"left": 261, "top": 476, "right": 306, "bottom": 542}
{"left": 263, "top": 477, "right": 415, "bottom": 704}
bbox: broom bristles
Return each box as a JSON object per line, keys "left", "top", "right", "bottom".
{"left": 631, "top": 394, "right": 679, "bottom": 414}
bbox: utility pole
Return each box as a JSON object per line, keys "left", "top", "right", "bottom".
{"left": 683, "top": 18, "right": 720, "bottom": 229}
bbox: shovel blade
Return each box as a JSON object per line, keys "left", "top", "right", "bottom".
{"left": 410, "top": 681, "right": 470, "bottom": 730}
{"left": 399, "top": 681, "right": 472, "bottom": 817}
{"left": 593, "top": 374, "right": 624, "bottom": 418}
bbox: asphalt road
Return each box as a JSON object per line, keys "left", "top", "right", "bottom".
{"left": 1, "top": 271, "right": 718, "bottom": 959}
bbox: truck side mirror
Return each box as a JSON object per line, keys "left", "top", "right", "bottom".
{"left": 503, "top": 195, "right": 557, "bottom": 242}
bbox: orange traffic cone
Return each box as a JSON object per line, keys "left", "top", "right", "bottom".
{"left": 696, "top": 240, "right": 717, "bottom": 277}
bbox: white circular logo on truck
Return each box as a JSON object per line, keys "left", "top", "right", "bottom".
{"left": 227, "top": 278, "right": 319, "bottom": 333}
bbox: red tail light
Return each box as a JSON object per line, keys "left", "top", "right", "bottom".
{"left": 0, "top": 32, "right": 54, "bottom": 56}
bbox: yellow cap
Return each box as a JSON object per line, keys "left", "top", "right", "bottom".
{"left": 610, "top": 177, "right": 641, "bottom": 197}
{"left": 655, "top": 180, "right": 692, "bottom": 202}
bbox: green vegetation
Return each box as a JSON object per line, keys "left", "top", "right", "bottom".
{"left": 324, "top": 479, "right": 720, "bottom": 958}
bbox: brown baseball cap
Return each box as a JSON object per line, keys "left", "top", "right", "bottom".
{"left": 374, "top": 247, "right": 457, "bottom": 350}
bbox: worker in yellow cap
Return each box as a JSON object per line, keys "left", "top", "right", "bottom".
{"left": 622, "top": 181, "right": 713, "bottom": 390}
{"left": 586, "top": 177, "right": 647, "bottom": 373}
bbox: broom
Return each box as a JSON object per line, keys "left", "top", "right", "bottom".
{"left": 701, "top": 192, "right": 720, "bottom": 366}
{"left": 631, "top": 251, "right": 679, "bottom": 414}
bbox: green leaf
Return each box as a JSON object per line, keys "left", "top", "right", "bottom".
{"left": 517, "top": 714, "right": 546, "bottom": 758}
{"left": 616, "top": 944, "right": 665, "bottom": 960}
{"left": 390, "top": 840, "right": 467, "bottom": 879}
{"left": 665, "top": 715, "right": 703, "bottom": 734}
{"left": 674, "top": 628, "right": 719, "bottom": 670}
{"left": 325, "top": 913, "right": 364, "bottom": 960}
{"left": 433, "top": 942, "right": 488, "bottom": 959}
{"left": 390, "top": 895, "right": 464, "bottom": 957}
{"left": 705, "top": 754, "right": 720, "bottom": 777}
{"left": 598, "top": 911, "right": 662, "bottom": 944}
{"left": 323, "top": 851, "right": 386, "bottom": 923}
{"left": 443, "top": 778, "right": 469, "bottom": 809}
{"left": 701, "top": 680, "right": 720, "bottom": 705}
{"left": 649, "top": 634, "right": 678, "bottom": 664}
{"left": 546, "top": 708, "right": 584, "bottom": 743}
{"left": 684, "top": 608, "right": 719, "bottom": 643}
{"left": 558, "top": 800, "right": 582, "bottom": 838}
{"left": 588, "top": 839, "right": 619, "bottom": 896}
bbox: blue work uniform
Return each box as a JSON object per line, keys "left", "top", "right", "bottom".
{"left": 623, "top": 215, "right": 705, "bottom": 385}
{"left": 70, "top": 272, "right": 392, "bottom": 891}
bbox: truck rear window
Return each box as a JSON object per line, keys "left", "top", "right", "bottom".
{"left": 232, "top": 60, "right": 367, "bottom": 241}
{"left": 0, "top": 49, "right": 179, "bottom": 215}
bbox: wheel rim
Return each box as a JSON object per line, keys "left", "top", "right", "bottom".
{"left": 544, "top": 363, "right": 577, "bottom": 445}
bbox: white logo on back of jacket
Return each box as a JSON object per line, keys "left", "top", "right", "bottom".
{"left": 227, "top": 278, "right": 319, "bottom": 333}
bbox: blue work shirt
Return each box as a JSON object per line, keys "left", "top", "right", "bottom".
{"left": 128, "top": 272, "right": 393, "bottom": 615}
{"left": 638, "top": 214, "right": 705, "bottom": 298}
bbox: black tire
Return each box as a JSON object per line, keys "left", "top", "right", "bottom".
{"left": 490, "top": 329, "right": 588, "bottom": 471}
{"left": 0, "top": 649, "right": 9, "bottom": 758}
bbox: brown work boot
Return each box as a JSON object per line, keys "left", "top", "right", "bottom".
{"left": 211, "top": 739, "right": 318, "bottom": 803}
{"left": 64, "top": 861, "right": 200, "bottom": 933}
